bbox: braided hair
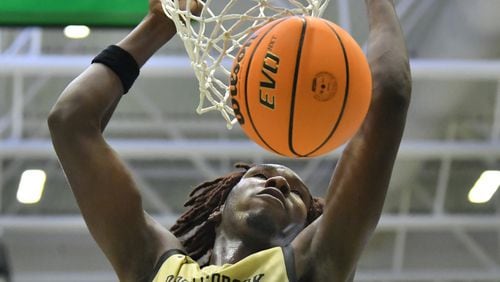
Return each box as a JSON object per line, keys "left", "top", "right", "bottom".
{"left": 170, "top": 163, "right": 324, "bottom": 262}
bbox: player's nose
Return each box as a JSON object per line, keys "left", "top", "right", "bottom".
{"left": 265, "top": 176, "right": 290, "bottom": 196}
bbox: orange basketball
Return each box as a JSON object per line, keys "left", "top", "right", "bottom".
{"left": 229, "top": 16, "right": 372, "bottom": 157}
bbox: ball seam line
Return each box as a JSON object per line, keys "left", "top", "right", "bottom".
{"left": 244, "top": 18, "right": 288, "bottom": 156}
{"left": 288, "top": 16, "right": 309, "bottom": 158}
{"left": 305, "top": 21, "right": 351, "bottom": 156}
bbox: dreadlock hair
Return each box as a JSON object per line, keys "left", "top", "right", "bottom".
{"left": 170, "top": 163, "right": 324, "bottom": 263}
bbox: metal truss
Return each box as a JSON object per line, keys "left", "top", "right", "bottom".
{"left": 1, "top": 0, "right": 500, "bottom": 281}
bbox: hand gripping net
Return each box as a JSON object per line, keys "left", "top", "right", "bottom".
{"left": 162, "top": 0, "right": 331, "bottom": 128}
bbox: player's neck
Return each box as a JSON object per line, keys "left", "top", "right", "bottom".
{"left": 209, "top": 230, "right": 272, "bottom": 265}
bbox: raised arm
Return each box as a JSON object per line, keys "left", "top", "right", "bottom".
{"left": 293, "top": 0, "right": 412, "bottom": 280}
{"left": 47, "top": 1, "right": 198, "bottom": 280}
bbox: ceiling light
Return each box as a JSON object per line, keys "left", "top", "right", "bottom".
{"left": 468, "top": 170, "right": 500, "bottom": 204}
{"left": 16, "top": 169, "right": 47, "bottom": 204}
{"left": 63, "top": 25, "right": 90, "bottom": 39}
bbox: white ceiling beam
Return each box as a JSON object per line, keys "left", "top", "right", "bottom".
{"left": 2, "top": 55, "right": 500, "bottom": 80}
{"left": 0, "top": 139, "right": 499, "bottom": 160}
{"left": 378, "top": 215, "right": 500, "bottom": 231}
{"left": 2, "top": 215, "right": 500, "bottom": 233}
{"left": 411, "top": 59, "right": 500, "bottom": 80}
{"left": 12, "top": 270, "right": 500, "bottom": 282}
{"left": 355, "top": 270, "right": 500, "bottom": 281}
{"left": 0, "top": 55, "right": 197, "bottom": 77}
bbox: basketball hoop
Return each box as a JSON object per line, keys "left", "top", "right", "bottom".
{"left": 161, "top": 0, "right": 331, "bottom": 128}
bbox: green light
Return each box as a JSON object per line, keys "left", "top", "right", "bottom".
{"left": 0, "top": 0, "right": 148, "bottom": 27}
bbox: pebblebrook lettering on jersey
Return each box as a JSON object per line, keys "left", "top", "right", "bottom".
{"left": 151, "top": 247, "right": 296, "bottom": 282}
{"left": 162, "top": 273, "right": 265, "bottom": 282}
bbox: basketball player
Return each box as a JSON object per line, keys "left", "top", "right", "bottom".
{"left": 48, "top": 0, "right": 411, "bottom": 281}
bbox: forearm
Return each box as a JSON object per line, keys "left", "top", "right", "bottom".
{"left": 365, "top": 0, "right": 411, "bottom": 102}
{"left": 325, "top": 0, "right": 412, "bottom": 232}
{"left": 101, "top": 13, "right": 177, "bottom": 129}
{"left": 48, "top": 13, "right": 176, "bottom": 135}
{"left": 337, "top": 1, "right": 412, "bottom": 205}
{"left": 309, "top": 1, "right": 412, "bottom": 272}
{"left": 118, "top": 13, "right": 177, "bottom": 67}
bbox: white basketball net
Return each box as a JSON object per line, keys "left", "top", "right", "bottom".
{"left": 162, "top": 0, "right": 331, "bottom": 128}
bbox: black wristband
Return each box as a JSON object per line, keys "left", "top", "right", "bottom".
{"left": 91, "top": 45, "right": 140, "bottom": 94}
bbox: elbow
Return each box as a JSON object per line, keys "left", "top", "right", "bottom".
{"left": 47, "top": 95, "right": 76, "bottom": 134}
{"left": 371, "top": 63, "right": 412, "bottom": 110}
{"left": 382, "top": 73, "right": 412, "bottom": 108}
{"left": 47, "top": 103, "right": 99, "bottom": 146}
{"left": 47, "top": 105, "right": 80, "bottom": 142}
{"left": 47, "top": 90, "right": 99, "bottom": 137}
{"left": 47, "top": 105, "right": 71, "bottom": 135}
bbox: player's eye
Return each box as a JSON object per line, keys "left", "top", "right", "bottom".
{"left": 291, "top": 189, "right": 303, "bottom": 198}
{"left": 253, "top": 173, "right": 267, "bottom": 179}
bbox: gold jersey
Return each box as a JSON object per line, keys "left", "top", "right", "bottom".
{"left": 150, "top": 246, "right": 296, "bottom": 282}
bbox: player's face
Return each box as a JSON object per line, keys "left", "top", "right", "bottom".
{"left": 221, "top": 164, "right": 312, "bottom": 245}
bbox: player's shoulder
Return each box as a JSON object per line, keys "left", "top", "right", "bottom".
{"left": 291, "top": 219, "right": 355, "bottom": 281}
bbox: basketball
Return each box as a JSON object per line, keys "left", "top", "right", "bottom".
{"left": 229, "top": 16, "right": 372, "bottom": 157}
